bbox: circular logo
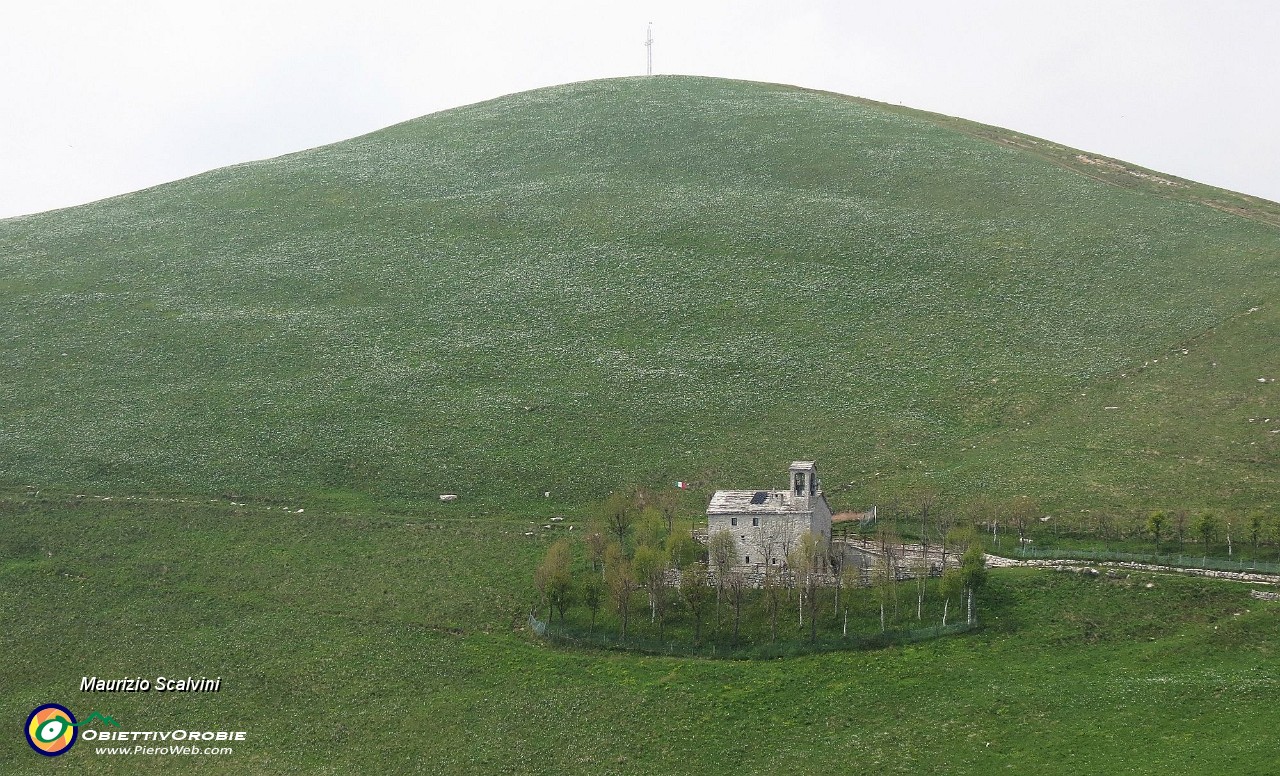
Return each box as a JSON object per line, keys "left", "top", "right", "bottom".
{"left": 25, "top": 704, "right": 77, "bottom": 757}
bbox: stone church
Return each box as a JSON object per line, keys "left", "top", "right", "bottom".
{"left": 706, "top": 461, "right": 833, "bottom": 570}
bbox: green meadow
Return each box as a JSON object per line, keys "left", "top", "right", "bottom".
{"left": 3, "top": 499, "right": 1279, "bottom": 774}
{"left": 2, "top": 76, "right": 1279, "bottom": 772}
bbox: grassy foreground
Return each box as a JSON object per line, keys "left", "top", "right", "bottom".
{"left": 3, "top": 499, "right": 1278, "bottom": 774}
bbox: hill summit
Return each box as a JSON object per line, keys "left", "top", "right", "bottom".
{"left": 1, "top": 76, "right": 1277, "bottom": 513}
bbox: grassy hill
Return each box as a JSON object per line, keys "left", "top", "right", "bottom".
{"left": 1, "top": 75, "right": 1276, "bottom": 517}
{"left": 5, "top": 76, "right": 1280, "bottom": 773}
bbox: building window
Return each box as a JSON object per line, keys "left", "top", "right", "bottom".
{"left": 730, "top": 517, "right": 737, "bottom": 526}
{"left": 771, "top": 557, "right": 777, "bottom": 565}
{"left": 752, "top": 517, "right": 759, "bottom": 527}
{"left": 745, "top": 556, "right": 750, "bottom": 564}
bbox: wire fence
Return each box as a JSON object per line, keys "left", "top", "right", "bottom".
{"left": 528, "top": 613, "right": 976, "bottom": 660}
{"left": 1007, "top": 546, "right": 1280, "bottom": 574}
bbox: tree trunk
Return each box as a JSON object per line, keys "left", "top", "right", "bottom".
{"left": 966, "top": 588, "right": 974, "bottom": 625}
{"left": 843, "top": 607, "right": 848, "bottom": 637}
{"left": 880, "top": 602, "right": 885, "bottom": 633}
{"left": 942, "top": 597, "right": 949, "bottom": 627}
{"left": 809, "top": 584, "right": 818, "bottom": 644}
{"left": 733, "top": 598, "right": 741, "bottom": 645}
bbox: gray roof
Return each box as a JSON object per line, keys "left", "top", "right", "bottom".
{"left": 707, "top": 489, "right": 811, "bottom": 515}
{"left": 790, "top": 460, "right": 816, "bottom": 469}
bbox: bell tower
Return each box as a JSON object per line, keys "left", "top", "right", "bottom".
{"left": 789, "top": 461, "right": 817, "bottom": 505}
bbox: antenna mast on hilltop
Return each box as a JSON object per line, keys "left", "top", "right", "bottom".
{"left": 645, "top": 23, "right": 653, "bottom": 76}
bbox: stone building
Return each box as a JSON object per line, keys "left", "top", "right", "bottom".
{"left": 706, "top": 461, "right": 833, "bottom": 570}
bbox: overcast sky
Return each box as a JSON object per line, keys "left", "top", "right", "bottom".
{"left": 2, "top": 1, "right": 1278, "bottom": 219}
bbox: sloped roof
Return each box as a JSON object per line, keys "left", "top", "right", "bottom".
{"left": 707, "top": 489, "right": 812, "bottom": 515}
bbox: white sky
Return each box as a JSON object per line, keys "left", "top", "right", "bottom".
{"left": 2, "top": 0, "right": 1278, "bottom": 219}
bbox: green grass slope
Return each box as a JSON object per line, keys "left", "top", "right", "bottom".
{"left": 1, "top": 75, "right": 1277, "bottom": 514}
{"left": 3, "top": 500, "right": 1278, "bottom": 774}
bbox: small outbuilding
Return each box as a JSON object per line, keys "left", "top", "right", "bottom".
{"left": 706, "top": 461, "right": 832, "bottom": 570}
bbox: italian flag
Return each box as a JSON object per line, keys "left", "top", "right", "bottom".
{"left": 675, "top": 481, "right": 689, "bottom": 489}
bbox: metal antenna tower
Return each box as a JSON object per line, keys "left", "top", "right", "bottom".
{"left": 645, "top": 23, "right": 653, "bottom": 76}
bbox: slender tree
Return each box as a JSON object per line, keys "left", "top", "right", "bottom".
{"left": 966, "top": 495, "right": 996, "bottom": 549}
{"left": 911, "top": 550, "right": 929, "bottom": 621}
{"left": 907, "top": 484, "right": 941, "bottom": 559}
{"left": 939, "top": 565, "right": 963, "bottom": 627}
{"left": 708, "top": 530, "right": 738, "bottom": 628}
{"left": 583, "top": 521, "right": 609, "bottom": 575}
{"left": 604, "top": 544, "right": 636, "bottom": 639}
{"left": 793, "top": 530, "right": 825, "bottom": 643}
{"left": 871, "top": 553, "right": 893, "bottom": 632}
{"left": 1008, "top": 495, "right": 1036, "bottom": 547}
{"left": 1173, "top": 509, "right": 1188, "bottom": 554}
{"left": 580, "top": 573, "right": 603, "bottom": 633}
{"left": 762, "top": 563, "right": 784, "bottom": 643}
{"left": 534, "top": 539, "right": 574, "bottom": 623}
{"left": 934, "top": 502, "right": 959, "bottom": 568}
{"left": 1248, "top": 511, "right": 1265, "bottom": 553}
{"left": 633, "top": 544, "right": 669, "bottom": 633}
{"left": 679, "top": 562, "right": 712, "bottom": 644}
{"left": 1147, "top": 511, "right": 1167, "bottom": 555}
{"left": 839, "top": 562, "right": 860, "bottom": 637}
{"left": 724, "top": 570, "right": 749, "bottom": 645}
{"left": 960, "top": 544, "right": 987, "bottom": 625}
{"left": 1194, "top": 511, "right": 1218, "bottom": 560}
{"left": 603, "top": 491, "right": 634, "bottom": 546}
{"left": 654, "top": 487, "right": 680, "bottom": 535}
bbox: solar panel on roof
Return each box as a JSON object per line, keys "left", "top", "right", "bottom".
{"left": 750, "top": 491, "right": 768, "bottom": 505}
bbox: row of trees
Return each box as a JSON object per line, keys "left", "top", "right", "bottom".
{"left": 868, "top": 485, "right": 1278, "bottom": 560}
